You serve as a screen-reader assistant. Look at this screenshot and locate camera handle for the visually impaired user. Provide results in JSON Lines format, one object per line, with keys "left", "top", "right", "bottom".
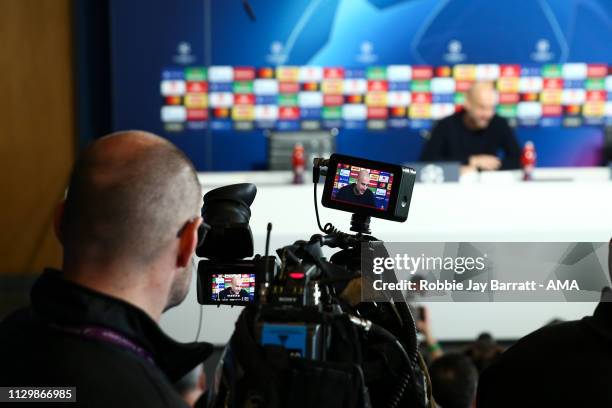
{"left": 350, "top": 213, "right": 371, "bottom": 234}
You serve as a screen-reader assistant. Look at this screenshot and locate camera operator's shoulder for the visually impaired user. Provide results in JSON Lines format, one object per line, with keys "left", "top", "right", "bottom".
{"left": 0, "top": 311, "right": 187, "bottom": 407}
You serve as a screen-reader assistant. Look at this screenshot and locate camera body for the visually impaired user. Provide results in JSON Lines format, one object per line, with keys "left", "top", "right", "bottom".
{"left": 196, "top": 155, "right": 427, "bottom": 407}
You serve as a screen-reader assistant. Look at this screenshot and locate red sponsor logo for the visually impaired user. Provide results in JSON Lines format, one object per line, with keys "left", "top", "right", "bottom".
{"left": 166, "top": 96, "right": 181, "bottom": 105}
{"left": 279, "top": 107, "right": 299, "bottom": 120}
{"left": 542, "top": 105, "right": 562, "bottom": 117}
{"left": 587, "top": 64, "right": 607, "bottom": 78}
{"left": 257, "top": 67, "right": 274, "bottom": 78}
{"left": 323, "top": 94, "right": 343, "bottom": 106}
{"left": 367, "top": 107, "right": 388, "bottom": 119}
{"left": 213, "top": 108, "right": 229, "bottom": 118}
{"left": 187, "top": 109, "right": 208, "bottom": 121}
{"left": 412, "top": 66, "right": 433, "bottom": 80}
{"left": 500, "top": 65, "right": 520, "bottom": 77}
{"left": 564, "top": 105, "right": 581, "bottom": 116}
{"left": 368, "top": 80, "right": 388, "bottom": 92}
{"left": 390, "top": 107, "right": 406, "bottom": 117}
{"left": 302, "top": 82, "right": 319, "bottom": 92}
{"left": 345, "top": 95, "right": 363, "bottom": 104}
{"left": 435, "top": 66, "right": 452, "bottom": 77}
{"left": 412, "top": 92, "right": 432, "bottom": 104}
{"left": 543, "top": 78, "right": 563, "bottom": 89}
{"left": 498, "top": 93, "right": 519, "bottom": 104}
{"left": 186, "top": 81, "right": 208, "bottom": 93}
{"left": 455, "top": 81, "right": 473, "bottom": 92}
{"left": 234, "top": 94, "right": 255, "bottom": 105}
{"left": 586, "top": 90, "right": 606, "bottom": 102}
{"left": 521, "top": 93, "right": 539, "bottom": 102}
{"left": 233, "top": 67, "right": 255, "bottom": 81}
{"left": 279, "top": 82, "right": 300, "bottom": 93}
{"left": 324, "top": 67, "right": 344, "bottom": 79}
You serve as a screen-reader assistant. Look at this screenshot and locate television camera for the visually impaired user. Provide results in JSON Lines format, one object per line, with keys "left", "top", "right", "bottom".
{"left": 196, "top": 154, "right": 429, "bottom": 408}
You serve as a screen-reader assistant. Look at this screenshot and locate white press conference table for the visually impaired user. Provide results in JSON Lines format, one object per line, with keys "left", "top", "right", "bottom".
{"left": 161, "top": 167, "right": 612, "bottom": 345}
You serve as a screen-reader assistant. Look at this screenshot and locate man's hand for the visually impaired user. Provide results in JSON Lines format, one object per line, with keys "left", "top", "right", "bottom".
{"left": 470, "top": 154, "right": 501, "bottom": 170}
{"left": 468, "top": 154, "right": 501, "bottom": 171}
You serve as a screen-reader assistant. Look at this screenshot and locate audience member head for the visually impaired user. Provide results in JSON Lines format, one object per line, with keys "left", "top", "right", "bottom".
{"left": 465, "top": 332, "right": 503, "bottom": 373}
{"left": 429, "top": 353, "right": 478, "bottom": 408}
{"left": 54, "top": 130, "right": 203, "bottom": 320}
{"left": 464, "top": 82, "right": 496, "bottom": 130}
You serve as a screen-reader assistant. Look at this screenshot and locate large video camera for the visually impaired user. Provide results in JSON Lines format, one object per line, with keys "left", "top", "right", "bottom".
{"left": 196, "top": 154, "right": 429, "bottom": 408}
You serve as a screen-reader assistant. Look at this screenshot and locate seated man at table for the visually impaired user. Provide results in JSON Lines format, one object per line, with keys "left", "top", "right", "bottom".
{"left": 335, "top": 169, "right": 376, "bottom": 207}
{"left": 420, "top": 82, "right": 521, "bottom": 174}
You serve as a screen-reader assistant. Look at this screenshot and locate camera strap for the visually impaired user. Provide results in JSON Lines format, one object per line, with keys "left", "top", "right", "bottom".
{"left": 47, "top": 323, "right": 156, "bottom": 366}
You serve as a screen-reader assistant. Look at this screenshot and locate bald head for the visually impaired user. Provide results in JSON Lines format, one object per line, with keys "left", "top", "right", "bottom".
{"left": 355, "top": 169, "right": 371, "bottom": 195}
{"left": 464, "top": 82, "right": 497, "bottom": 130}
{"left": 61, "top": 131, "right": 202, "bottom": 264}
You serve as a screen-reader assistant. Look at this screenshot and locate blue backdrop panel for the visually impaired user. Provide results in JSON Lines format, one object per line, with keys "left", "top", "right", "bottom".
{"left": 110, "top": 0, "right": 612, "bottom": 170}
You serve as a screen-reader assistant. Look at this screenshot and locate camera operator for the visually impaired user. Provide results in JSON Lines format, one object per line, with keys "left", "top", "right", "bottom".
{"left": 0, "top": 131, "right": 212, "bottom": 407}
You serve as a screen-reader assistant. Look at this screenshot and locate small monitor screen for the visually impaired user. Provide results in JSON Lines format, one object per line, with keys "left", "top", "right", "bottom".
{"left": 330, "top": 162, "right": 394, "bottom": 211}
{"left": 211, "top": 273, "right": 256, "bottom": 303}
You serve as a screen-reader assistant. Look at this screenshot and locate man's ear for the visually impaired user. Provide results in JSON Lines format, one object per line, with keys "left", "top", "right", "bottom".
{"left": 177, "top": 217, "right": 202, "bottom": 268}
{"left": 53, "top": 201, "right": 65, "bottom": 245}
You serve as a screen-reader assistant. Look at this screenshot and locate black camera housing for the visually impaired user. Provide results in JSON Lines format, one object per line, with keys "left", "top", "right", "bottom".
{"left": 321, "top": 153, "right": 416, "bottom": 222}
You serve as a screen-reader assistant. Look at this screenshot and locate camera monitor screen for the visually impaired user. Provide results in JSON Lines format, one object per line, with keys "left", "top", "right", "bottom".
{"left": 322, "top": 154, "right": 416, "bottom": 222}
{"left": 211, "top": 273, "right": 256, "bottom": 303}
{"left": 331, "top": 163, "right": 394, "bottom": 211}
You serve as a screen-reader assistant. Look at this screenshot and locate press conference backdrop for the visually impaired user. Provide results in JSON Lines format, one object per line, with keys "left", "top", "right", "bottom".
{"left": 110, "top": 0, "right": 612, "bottom": 170}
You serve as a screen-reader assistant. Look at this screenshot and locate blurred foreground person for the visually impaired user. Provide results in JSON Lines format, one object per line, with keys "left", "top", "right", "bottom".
{"left": 0, "top": 131, "right": 211, "bottom": 407}
{"left": 477, "top": 240, "right": 612, "bottom": 407}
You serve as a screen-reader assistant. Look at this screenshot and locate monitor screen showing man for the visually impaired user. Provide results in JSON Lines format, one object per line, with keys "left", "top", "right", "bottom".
{"left": 331, "top": 164, "right": 394, "bottom": 210}
{"left": 419, "top": 81, "right": 521, "bottom": 174}
{"left": 213, "top": 274, "right": 254, "bottom": 302}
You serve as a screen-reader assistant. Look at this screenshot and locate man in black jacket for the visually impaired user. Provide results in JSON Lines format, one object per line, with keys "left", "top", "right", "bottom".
{"left": 420, "top": 82, "right": 521, "bottom": 174}
{"left": 0, "top": 131, "right": 212, "bottom": 407}
{"left": 335, "top": 169, "right": 376, "bottom": 208}
{"left": 477, "top": 240, "right": 612, "bottom": 407}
